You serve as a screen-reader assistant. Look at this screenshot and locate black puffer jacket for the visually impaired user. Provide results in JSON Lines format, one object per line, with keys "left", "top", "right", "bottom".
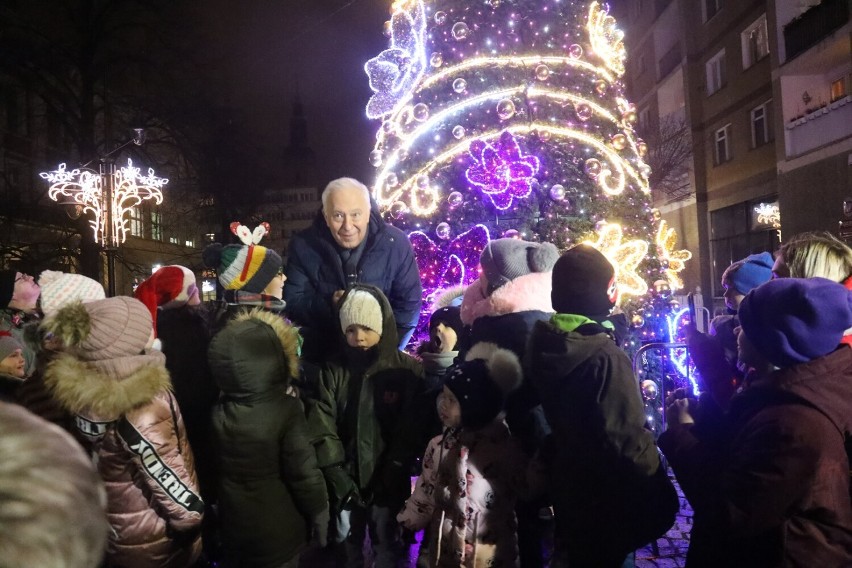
{"left": 209, "top": 309, "right": 328, "bottom": 567}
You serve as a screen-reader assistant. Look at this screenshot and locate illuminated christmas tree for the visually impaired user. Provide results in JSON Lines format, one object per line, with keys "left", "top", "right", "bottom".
{"left": 363, "top": 0, "right": 691, "bottom": 356}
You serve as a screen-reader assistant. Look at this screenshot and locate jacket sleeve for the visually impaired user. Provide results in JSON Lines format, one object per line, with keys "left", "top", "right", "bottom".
{"left": 284, "top": 233, "right": 334, "bottom": 328}
{"left": 279, "top": 398, "right": 329, "bottom": 519}
{"left": 397, "top": 435, "right": 441, "bottom": 532}
{"left": 387, "top": 234, "right": 423, "bottom": 347}
{"left": 305, "top": 363, "right": 346, "bottom": 469}
{"left": 119, "top": 395, "right": 204, "bottom": 533}
{"left": 592, "top": 348, "right": 661, "bottom": 478}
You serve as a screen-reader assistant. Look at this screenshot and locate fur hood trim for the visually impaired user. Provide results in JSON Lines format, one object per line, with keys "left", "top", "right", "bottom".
{"left": 45, "top": 353, "right": 171, "bottom": 418}
{"left": 428, "top": 285, "right": 467, "bottom": 313}
{"left": 229, "top": 308, "right": 300, "bottom": 380}
{"left": 460, "top": 272, "right": 553, "bottom": 325}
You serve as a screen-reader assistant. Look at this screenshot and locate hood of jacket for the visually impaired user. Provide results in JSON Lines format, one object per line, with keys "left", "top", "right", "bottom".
{"left": 460, "top": 272, "right": 553, "bottom": 325}
{"left": 528, "top": 317, "right": 617, "bottom": 375}
{"left": 208, "top": 308, "right": 300, "bottom": 399}
{"left": 45, "top": 351, "right": 170, "bottom": 420}
{"left": 744, "top": 346, "right": 852, "bottom": 438}
{"left": 337, "top": 283, "right": 401, "bottom": 356}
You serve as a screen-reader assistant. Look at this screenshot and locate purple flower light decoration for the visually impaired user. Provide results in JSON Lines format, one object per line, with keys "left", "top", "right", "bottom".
{"left": 465, "top": 130, "right": 541, "bottom": 210}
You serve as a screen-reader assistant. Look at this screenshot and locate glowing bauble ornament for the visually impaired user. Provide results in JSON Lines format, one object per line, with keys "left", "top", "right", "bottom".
{"left": 639, "top": 164, "right": 652, "bottom": 179}
{"left": 631, "top": 314, "right": 645, "bottom": 328}
{"left": 611, "top": 133, "right": 628, "bottom": 150}
{"left": 637, "top": 140, "right": 648, "bottom": 157}
{"left": 594, "top": 79, "right": 609, "bottom": 95}
{"left": 381, "top": 120, "right": 395, "bottom": 134}
{"left": 385, "top": 173, "right": 398, "bottom": 188}
{"left": 651, "top": 208, "right": 662, "bottom": 221}
{"left": 416, "top": 174, "right": 430, "bottom": 189}
{"left": 369, "top": 150, "right": 383, "bottom": 167}
{"left": 434, "top": 11, "right": 447, "bottom": 25}
{"left": 436, "top": 222, "right": 451, "bottom": 240}
{"left": 575, "top": 103, "right": 592, "bottom": 121}
{"left": 412, "top": 103, "right": 429, "bottom": 122}
{"left": 535, "top": 64, "right": 550, "bottom": 81}
{"left": 486, "top": 0, "right": 501, "bottom": 7}
{"left": 538, "top": 130, "right": 551, "bottom": 141}
{"left": 503, "top": 229, "right": 520, "bottom": 239}
{"left": 496, "top": 99, "right": 516, "bottom": 120}
{"left": 568, "top": 44, "right": 583, "bottom": 58}
{"left": 623, "top": 109, "right": 638, "bottom": 125}
{"left": 397, "top": 148, "right": 409, "bottom": 161}
{"left": 584, "top": 158, "right": 602, "bottom": 177}
{"left": 670, "top": 300, "right": 680, "bottom": 310}
{"left": 382, "top": 21, "right": 392, "bottom": 37}
{"left": 389, "top": 201, "right": 408, "bottom": 219}
{"left": 452, "top": 78, "right": 467, "bottom": 93}
{"left": 641, "top": 380, "right": 658, "bottom": 401}
{"left": 654, "top": 279, "right": 672, "bottom": 298}
{"left": 452, "top": 22, "right": 470, "bottom": 40}
{"left": 549, "top": 184, "right": 566, "bottom": 201}
{"left": 447, "top": 191, "right": 463, "bottom": 208}
{"left": 452, "top": 125, "right": 466, "bottom": 139}
{"left": 430, "top": 53, "right": 443, "bottom": 67}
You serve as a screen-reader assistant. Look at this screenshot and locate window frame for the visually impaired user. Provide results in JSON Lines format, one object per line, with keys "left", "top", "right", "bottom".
{"left": 750, "top": 100, "right": 773, "bottom": 148}
{"left": 703, "top": 0, "right": 722, "bottom": 22}
{"left": 741, "top": 14, "right": 769, "bottom": 70}
{"left": 714, "top": 123, "right": 732, "bottom": 165}
{"left": 706, "top": 49, "right": 726, "bottom": 95}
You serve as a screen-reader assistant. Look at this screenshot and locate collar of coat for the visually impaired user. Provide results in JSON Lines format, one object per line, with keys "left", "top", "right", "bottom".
{"left": 44, "top": 351, "right": 170, "bottom": 420}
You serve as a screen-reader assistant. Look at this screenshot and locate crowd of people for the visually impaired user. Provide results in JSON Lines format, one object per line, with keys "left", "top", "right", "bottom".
{"left": 0, "top": 176, "right": 850, "bottom": 568}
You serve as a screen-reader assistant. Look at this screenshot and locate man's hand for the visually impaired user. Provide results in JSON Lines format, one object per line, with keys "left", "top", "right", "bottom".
{"left": 665, "top": 398, "right": 695, "bottom": 428}
{"left": 332, "top": 290, "right": 346, "bottom": 305}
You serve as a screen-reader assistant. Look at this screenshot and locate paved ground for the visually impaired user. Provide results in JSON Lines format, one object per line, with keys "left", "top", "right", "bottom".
{"left": 300, "top": 472, "right": 692, "bottom": 567}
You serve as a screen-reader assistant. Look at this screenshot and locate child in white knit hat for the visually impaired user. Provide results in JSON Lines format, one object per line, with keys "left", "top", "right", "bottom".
{"left": 306, "top": 284, "right": 424, "bottom": 567}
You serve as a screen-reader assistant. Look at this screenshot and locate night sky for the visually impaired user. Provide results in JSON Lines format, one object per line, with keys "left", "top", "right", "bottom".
{"left": 197, "top": 0, "right": 392, "bottom": 187}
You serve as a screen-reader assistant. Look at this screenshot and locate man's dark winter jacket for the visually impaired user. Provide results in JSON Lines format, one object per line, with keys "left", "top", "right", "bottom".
{"left": 306, "top": 285, "right": 424, "bottom": 510}
{"left": 659, "top": 346, "right": 852, "bottom": 568}
{"left": 208, "top": 309, "right": 328, "bottom": 567}
{"left": 284, "top": 202, "right": 422, "bottom": 353}
{"left": 527, "top": 316, "right": 677, "bottom": 566}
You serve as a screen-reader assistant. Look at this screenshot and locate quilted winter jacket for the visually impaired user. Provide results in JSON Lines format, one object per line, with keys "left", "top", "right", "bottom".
{"left": 284, "top": 202, "right": 422, "bottom": 351}
{"left": 45, "top": 350, "right": 203, "bottom": 568}
{"left": 208, "top": 309, "right": 329, "bottom": 568}
{"left": 398, "top": 421, "right": 540, "bottom": 568}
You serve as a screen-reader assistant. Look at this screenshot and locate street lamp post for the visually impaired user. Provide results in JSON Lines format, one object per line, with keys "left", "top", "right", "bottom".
{"left": 40, "top": 137, "right": 168, "bottom": 296}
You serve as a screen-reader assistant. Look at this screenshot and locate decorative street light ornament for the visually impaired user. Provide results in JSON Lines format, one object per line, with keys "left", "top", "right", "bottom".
{"left": 40, "top": 159, "right": 168, "bottom": 247}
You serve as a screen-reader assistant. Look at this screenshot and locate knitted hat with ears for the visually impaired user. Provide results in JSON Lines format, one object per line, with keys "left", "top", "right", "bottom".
{"left": 444, "top": 342, "right": 522, "bottom": 430}
{"left": 133, "top": 265, "right": 198, "bottom": 335}
{"left": 202, "top": 222, "right": 282, "bottom": 294}
{"left": 479, "top": 238, "right": 560, "bottom": 293}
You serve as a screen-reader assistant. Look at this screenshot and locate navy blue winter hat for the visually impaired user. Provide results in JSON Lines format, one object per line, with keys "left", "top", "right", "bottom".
{"left": 739, "top": 277, "right": 852, "bottom": 368}
{"left": 429, "top": 306, "right": 463, "bottom": 338}
{"left": 727, "top": 252, "right": 774, "bottom": 296}
{"left": 445, "top": 344, "right": 522, "bottom": 430}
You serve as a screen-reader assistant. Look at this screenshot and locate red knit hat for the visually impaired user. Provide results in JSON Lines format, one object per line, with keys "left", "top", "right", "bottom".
{"left": 133, "top": 266, "right": 199, "bottom": 336}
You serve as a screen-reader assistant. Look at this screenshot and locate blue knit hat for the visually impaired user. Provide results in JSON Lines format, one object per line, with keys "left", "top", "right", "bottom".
{"left": 739, "top": 277, "right": 852, "bottom": 368}
{"left": 727, "top": 252, "right": 773, "bottom": 296}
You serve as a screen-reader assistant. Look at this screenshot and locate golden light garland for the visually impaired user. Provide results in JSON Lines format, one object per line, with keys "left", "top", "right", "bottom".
{"left": 656, "top": 219, "right": 692, "bottom": 291}
{"left": 584, "top": 222, "right": 649, "bottom": 299}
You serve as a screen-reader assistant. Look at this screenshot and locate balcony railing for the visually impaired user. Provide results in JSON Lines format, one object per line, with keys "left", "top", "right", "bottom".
{"left": 785, "top": 94, "right": 852, "bottom": 157}
{"left": 784, "top": 0, "right": 850, "bottom": 61}
{"left": 657, "top": 42, "right": 682, "bottom": 80}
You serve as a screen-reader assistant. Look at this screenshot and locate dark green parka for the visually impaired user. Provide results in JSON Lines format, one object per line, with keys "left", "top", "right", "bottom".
{"left": 209, "top": 309, "right": 328, "bottom": 567}
{"left": 307, "top": 284, "right": 424, "bottom": 508}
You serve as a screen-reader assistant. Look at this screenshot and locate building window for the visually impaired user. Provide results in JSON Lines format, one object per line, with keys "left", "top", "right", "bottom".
{"left": 830, "top": 74, "right": 850, "bottom": 102}
{"left": 714, "top": 124, "right": 732, "bottom": 164}
{"left": 129, "top": 207, "right": 144, "bottom": 237}
{"left": 750, "top": 100, "right": 773, "bottom": 147}
{"left": 741, "top": 14, "right": 769, "bottom": 69}
{"left": 150, "top": 211, "right": 162, "bottom": 241}
{"left": 185, "top": 239, "right": 194, "bottom": 248}
{"left": 710, "top": 198, "right": 781, "bottom": 298}
{"left": 205, "top": 233, "right": 216, "bottom": 242}
{"left": 703, "top": 0, "right": 721, "bottom": 22}
{"left": 169, "top": 236, "right": 179, "bottom": 244}
{"left": 706, "top": 49, "right": 726, "bottom": 95}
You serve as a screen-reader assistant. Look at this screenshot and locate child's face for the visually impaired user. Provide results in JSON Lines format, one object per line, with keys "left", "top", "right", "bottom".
{"left": 722, "top": 280, "right": 745, "bottom": 311}
{"left": 436, "top": 386, "right": 462, "bottom": 429}
{"left": 736, "top": 326, "right": 765, "bottom": 369}
{"left": 0, "top": 349, "right": 25, "bottom": 378}
{"left": 345, "top": 324, "right": 381, "bottom": 349}
{"left": 430, "top": 323, "right": 458, "bottom": 353}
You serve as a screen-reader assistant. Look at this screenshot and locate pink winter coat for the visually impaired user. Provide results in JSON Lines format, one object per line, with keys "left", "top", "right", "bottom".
{"left": 398, "top": 421, "right": 541, "bottom": 568}
{"left": 46, "top": 350, "right": 203, "bottom": 568}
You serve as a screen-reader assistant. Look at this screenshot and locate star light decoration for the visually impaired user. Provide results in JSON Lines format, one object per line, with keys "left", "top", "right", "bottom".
{"left": 40, "top": 160, "right": 167, "bottom": 247}
{"left": 364, "top": 0, "right": 427, "bottom": 119}
{"left": 656, "top": 220, "right": 692, "bottom": 291}
{"left": 584, "top": 222, "right": 649, "bottom": 300}
{"left": 465, "top": 130, "right": 540, "bottom": 210}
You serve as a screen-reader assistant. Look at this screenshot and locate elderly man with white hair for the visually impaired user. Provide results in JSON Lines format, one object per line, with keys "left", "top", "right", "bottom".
{"left": 285, "top": 177, "right": 422, "bottom": 358}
